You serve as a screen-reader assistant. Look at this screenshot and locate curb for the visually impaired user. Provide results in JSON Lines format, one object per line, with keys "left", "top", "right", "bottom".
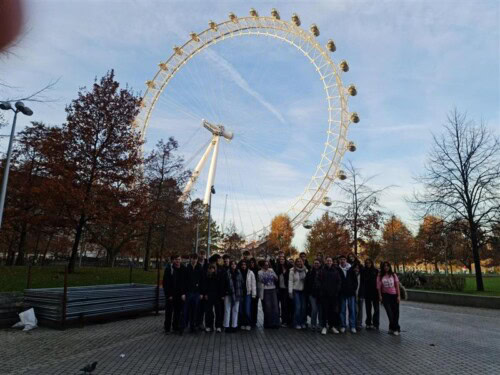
{"left": 406, "top": 289, "right": 500, "bottom": 309}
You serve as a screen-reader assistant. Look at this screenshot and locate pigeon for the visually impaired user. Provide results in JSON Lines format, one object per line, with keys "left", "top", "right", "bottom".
{"left": 80, "top": 361, "right": 97, "bottom": 374}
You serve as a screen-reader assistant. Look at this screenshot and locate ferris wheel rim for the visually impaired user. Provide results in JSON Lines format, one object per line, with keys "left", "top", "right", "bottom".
{"left": 135, "top": 12, "right": 356, "bottom": 240}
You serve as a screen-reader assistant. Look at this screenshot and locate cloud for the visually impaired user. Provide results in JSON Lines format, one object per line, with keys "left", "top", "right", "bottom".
{"left": 202, "top": 49, "right": 286, "bottom": 124}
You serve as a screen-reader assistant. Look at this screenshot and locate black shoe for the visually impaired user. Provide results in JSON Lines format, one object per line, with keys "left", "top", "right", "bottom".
{"left": 164, "top": 330, "right": 171, "bottom": 335}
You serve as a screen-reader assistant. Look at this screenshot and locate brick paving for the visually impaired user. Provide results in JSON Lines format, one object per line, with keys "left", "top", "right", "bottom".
{"left": 1, "top": 301, "right": 500, "bottom": 375}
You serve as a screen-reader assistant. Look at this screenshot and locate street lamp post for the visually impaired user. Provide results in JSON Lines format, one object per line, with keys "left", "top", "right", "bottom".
{"left": 0, "top": 101, "right": 33, "bottom": 230}
{"left": 207, "top": 185, "right": 215, "bottom": 258}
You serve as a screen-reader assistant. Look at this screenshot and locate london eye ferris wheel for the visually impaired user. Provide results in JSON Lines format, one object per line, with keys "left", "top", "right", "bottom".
{"left": 135, "top": 8, "right": 360, "bottom": 244}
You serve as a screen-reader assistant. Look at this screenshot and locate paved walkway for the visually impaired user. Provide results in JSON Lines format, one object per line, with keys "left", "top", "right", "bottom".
{"left": 2, "top": 301, "right": 500, "bottom": 375}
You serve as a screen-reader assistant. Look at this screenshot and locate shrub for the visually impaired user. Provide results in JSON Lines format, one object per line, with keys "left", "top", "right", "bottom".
{"left": 399, "top": 271, "right": 465, "bottom": 292}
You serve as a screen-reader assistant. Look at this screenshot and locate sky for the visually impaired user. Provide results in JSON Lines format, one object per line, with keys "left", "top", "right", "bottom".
{"left": 1, "top": 0, "right": 499, "bottom": 249}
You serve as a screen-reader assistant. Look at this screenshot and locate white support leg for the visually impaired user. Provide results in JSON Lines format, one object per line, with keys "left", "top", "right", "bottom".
{"left": 179, "top": 138, "right": 215, "bottom": 202}
{"left": 203, "top": 136, "right": 220, "bottom": 204}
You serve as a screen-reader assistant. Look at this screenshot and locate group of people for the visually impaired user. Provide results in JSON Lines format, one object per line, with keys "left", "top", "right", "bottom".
{"left": 162, "top": 250, "right": 402, "bottom": 336}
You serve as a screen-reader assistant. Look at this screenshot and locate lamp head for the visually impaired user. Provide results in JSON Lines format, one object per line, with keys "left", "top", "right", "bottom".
{"left": 15, "top": 101, "right": 25, "bottom": 111}
{"left": 21, "top": 106, "right": 33, "bottom": 116}
{"left": 211, "top": 186, "right": 216, "bottom": 194}
{"left": 0, "top": 102, "right": 12, "bottom": 110}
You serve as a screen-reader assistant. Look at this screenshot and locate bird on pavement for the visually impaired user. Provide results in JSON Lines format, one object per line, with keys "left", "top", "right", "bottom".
{"left": 80, "top": 361, "right": 97, "bottom": 374}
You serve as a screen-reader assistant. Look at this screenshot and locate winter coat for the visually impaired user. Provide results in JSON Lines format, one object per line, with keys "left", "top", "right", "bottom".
{"left": 185, "top": 263, "right": 203, "bottom": 294}
{"left": 339, "top": 267, "right": 359, "bottom": 297}
{"left": 319, "top": 265, "right": 341, "bottom": 298}
{"left": 305, "top": 267, "right": 322, "bottom": 299}
{"left": 355, "top": 271, "right": 365, "bottom": 299}
{"left": 362, "top": 267, "right": 379, "bottom": 300}
{"left": 244, "top": 269, "right": 257, "bottom": 298}
{"left": 163, "top": 264, "right": 186, "bottom": 298}
{"left": 225, "top": 269, "right": 244, "bottom": 303}
{"left": 201, "top": 272, "right": 221, "bottom": 301}
{"left": 274, "top": 262, "right": 291, "bottom": 289}
{"left": 288, "top": 266, "right": 307, "bottom": 295}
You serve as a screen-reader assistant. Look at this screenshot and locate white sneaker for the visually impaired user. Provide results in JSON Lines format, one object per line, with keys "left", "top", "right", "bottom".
{"left": 350, "top": 328, "right": 357, "bottom": 334}
{"left": 216, "top": 328, "right": 222, "bottom": 333}
{"left": 246, "top": 326, "right": 251, "bottom": 331}
{"left": 331, "top": 327, "right": 339, "bottom": 334}
{"left": 394, "top": 331, "right": 400, "bottom": 336}
{"left": 321, "top": 327, "right": 327, "bottom": 335}
{"left": 340, "top": 327, "right": 346, "bottom": 333}
{"left": 205, "top": 328, "right": 212, "bottom": 333}
{"left": 296, "top": 326, "right": 302, "bottom": 330}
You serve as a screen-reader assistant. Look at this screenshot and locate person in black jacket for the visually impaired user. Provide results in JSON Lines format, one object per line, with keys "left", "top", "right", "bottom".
{"left": 363, "top": 258, "right": 380, "bottom": 330}
{"left": 184, "top": 253, "right": 203, "bottom": 333}
{"left": 163, "top": 254, "right": 186, "bottom": 335}
{"left": 339, "top": 255, "right": 358, "bottom": 334}
{"left": 319, "top": 256, "right": 341, "bottom": 335}
{"left": 305, "top": 259, "right": 323, "bottom": 331}
{"left": 196, "top": 250, "right": 209, "bottom": 329}
{"left": 202, "top": 264, "right": 221, "bottom": 332}
{"left": 274, "top": 254, "right": 292, "bottom": 327}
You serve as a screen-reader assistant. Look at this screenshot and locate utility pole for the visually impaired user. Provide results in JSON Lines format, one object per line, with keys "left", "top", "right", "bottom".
{"left": 0, "top": 101, "right": 33, "bottom": 230}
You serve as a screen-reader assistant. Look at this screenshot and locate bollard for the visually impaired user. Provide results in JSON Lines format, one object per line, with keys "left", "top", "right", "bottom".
{"left": 26, "top": 264, "right": 32, "bottom": 289}
{"left": 61, "top": 266, "right": 68, "bottom": 330}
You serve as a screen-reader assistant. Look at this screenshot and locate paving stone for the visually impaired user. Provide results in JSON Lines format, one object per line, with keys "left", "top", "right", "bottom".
{"left": 1, "top": 301, "right": 499, "bottom": 374}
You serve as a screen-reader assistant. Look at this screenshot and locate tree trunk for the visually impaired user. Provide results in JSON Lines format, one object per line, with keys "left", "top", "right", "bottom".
{"left": 470, "top": 229, "right": 484, "bottom": 291}
{"left": 6, "top": 234, "right": 17, "bottom": 266}
{"left": 41, "top": 233, "right": 54, "bottom": 265}
{"left": 434, "top": 262, "right": 440, "bottom": 273}
{"left": 143, "top": 223, "right": 154, "bottom": 271}
{"left": 15, "top": 222, "right": 28, "bottom": 266}
{"left": 68, "top": 214, "right": 85, "bottom": 273}
{"left": 33, "top": 230, "right": 42, "bottom": 263}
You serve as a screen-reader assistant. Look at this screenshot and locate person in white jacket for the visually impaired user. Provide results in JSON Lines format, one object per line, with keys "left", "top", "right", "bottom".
{"left": 288, "top": 258, "right": 308, "bottom": 329}
{"left": 239, "top": 260, "right": 257, "bottom": 331}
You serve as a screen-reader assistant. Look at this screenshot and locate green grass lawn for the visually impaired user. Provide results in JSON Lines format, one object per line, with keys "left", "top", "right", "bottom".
{"left": 0, "top": 266, "right": 159, "bottom": 293}
{"left": 462, "top": 275, "right": 500, "bottom": 297}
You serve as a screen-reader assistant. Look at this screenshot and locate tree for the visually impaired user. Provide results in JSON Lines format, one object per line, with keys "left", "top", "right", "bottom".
{"left": 86, "top": 183, "right": 145, "bottom": 266}
{"left": 381, "top": 215, "right": 414, "bottom": 272}
{"left": 180, "top": 198, "right": 222, "bottom": 256}
{"left": 362, "top": 239, "right": 382, "bottom": 263}
{"left": 44, "top": 70, "right": 143, "bottom": 273}
{"left": 336, "top": 161, "right": 387, "bottom": 255}
{"left": 415, "top": 216, "right": 446, "bottom": 272}
{"left": 220, "top": 222, "right": 245, "bottom": 259}
{"left": 267, "top": 214, "right": 295, "bottom": 257}
{"left": 142, "top": 138, "right": 186, "bottom": 270}
{"left": 2, "top": 122, "right": 54, "bottom": 265}
{"left": 305, "top": 212, "right": 351, "bottom": 259}
{"left": 411, "top": 109, "right": 500, "bottom": 290}
{"left": 485, "top": 223, "right": 500, "bottom": 268}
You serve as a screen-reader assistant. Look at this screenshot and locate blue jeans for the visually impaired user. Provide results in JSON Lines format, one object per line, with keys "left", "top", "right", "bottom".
{"left": 239, "top": 295, "right": 252, "bottom": 326}
{"left": 309, "top": 295, "right": 322, "bottom": 328}
{"left": 293, "top": 290, "right": 306, "bottom": 327}
{"left": 340, "top": 295, "right": 356, "bottom": 329}
{"left": 184, "top": 292, "right": 200, "bottom": 330}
